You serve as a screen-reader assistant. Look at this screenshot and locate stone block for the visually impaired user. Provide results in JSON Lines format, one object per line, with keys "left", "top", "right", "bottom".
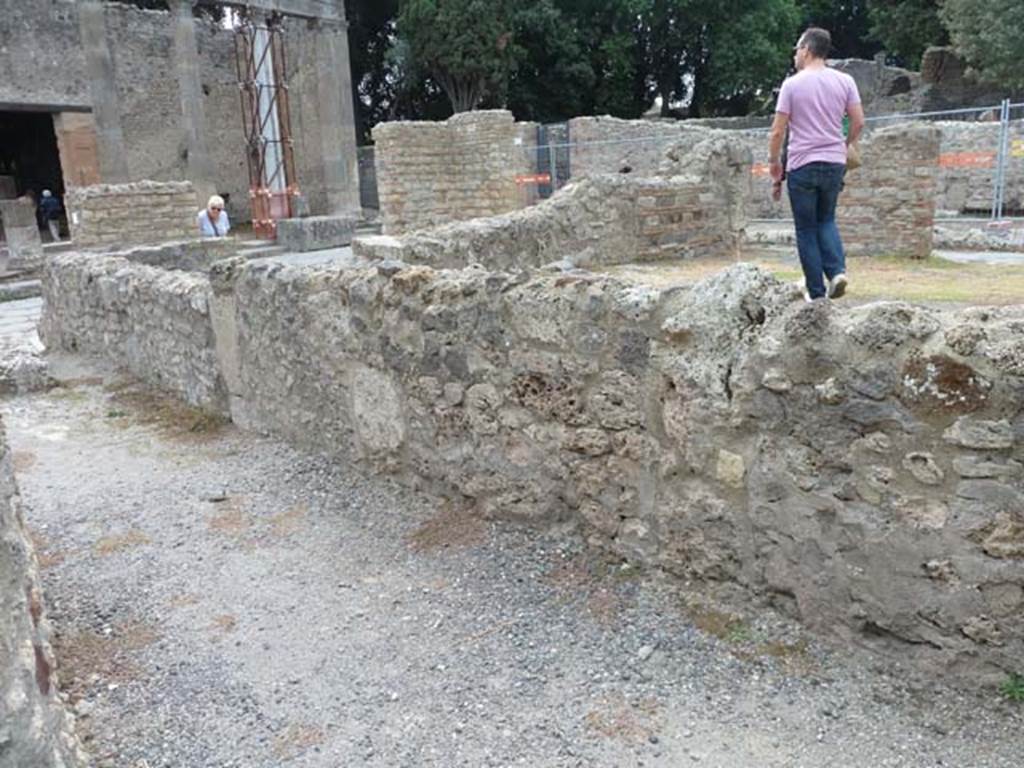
{"left": 276, "top": 215, "right": 357, "bottom": 252}
{"left": 0, "top": 197, "right": 38, "bottom": 229}
{"left": 0, "top": 175, "right": 17, "bottom": 199}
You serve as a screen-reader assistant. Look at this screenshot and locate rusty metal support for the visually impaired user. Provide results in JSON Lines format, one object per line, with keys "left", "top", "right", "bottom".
{"left": 234, "top": 13, "right": 299, "bottom": 238}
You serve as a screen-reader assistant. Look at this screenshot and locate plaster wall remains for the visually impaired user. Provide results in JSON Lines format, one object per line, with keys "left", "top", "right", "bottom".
{"left": 354, "top": 135, "right": 750, "bottom": 269}
{"left": 41, "top": 250, "right": 1024, "bottom": 682}
{"left": 372, "top": 111, "right": 537, "bottom": 235}
{"left": 65, "top": 181, "right": 198, "bottom": 248}
{"left": 0, "top": 419, "right": 87, "bottom": 768}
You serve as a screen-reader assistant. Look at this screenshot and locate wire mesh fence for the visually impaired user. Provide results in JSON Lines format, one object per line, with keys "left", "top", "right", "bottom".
{"left": 358, "top": 100, "right": 1024, "bottom": 228}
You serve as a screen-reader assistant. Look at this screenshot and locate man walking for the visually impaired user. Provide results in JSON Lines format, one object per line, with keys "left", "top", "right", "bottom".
{"left": 38, "top": 190, "right": 63, "bottom": 242}
{"left": 769, "top": 27, "right": 864, "bottom": 300}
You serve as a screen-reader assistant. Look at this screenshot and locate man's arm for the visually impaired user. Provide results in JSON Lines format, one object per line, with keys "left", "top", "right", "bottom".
{"left": 768, "top": 111, "right": 789, "bottom": 182}
{"left": 846, "top": 102, "right": 865, "bottom": 144}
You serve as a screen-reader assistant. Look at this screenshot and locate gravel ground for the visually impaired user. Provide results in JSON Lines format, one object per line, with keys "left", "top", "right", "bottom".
{"left": 4, "top": 364, "right": 1022, "bottom": 768}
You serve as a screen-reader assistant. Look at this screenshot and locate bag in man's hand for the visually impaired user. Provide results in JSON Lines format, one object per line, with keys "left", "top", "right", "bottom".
{"left": 846, "top": 142, "right": 862, "bottom": 171}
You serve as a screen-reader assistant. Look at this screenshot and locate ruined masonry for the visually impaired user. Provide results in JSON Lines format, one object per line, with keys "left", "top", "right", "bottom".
{"left": 41, "top": 240, "right": 1024, "bottom": 683}
{"left": 0, "top": 421, "right": 88, "bottom": 767}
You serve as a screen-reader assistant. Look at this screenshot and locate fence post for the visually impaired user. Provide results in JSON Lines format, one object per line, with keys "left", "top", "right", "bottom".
{"left": 992, "top": 98, "right": 1011, "bottom": 221}
{"left": 548, "top": 141, "right": 558, "bottom": 192}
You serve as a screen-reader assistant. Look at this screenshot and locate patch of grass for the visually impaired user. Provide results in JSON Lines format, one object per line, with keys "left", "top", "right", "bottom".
{"left": 167, "top": 593, "right": 201, "bottom": 609}
{"left": 207, "top": 499, "right": 250, "bottom": 537}
{"left": 584, "top": 693, "right": 661, "bottom": 743}
{"left": 104, "top": 381, "right": 229, "bottom": 441}
{"left": 268, "top": 503, "right": 307, "bottom": 539}
{"left": 29, "top": 529, "right": 68, "bottom": 569}
{"left": 1000, "top": 673, "right": 1024, "bottom": 703}
{"left": 272, "top": 724, "right": 326, "bottom": 761}
{"left": 13, "top": 450, "right": 37, "bottom": 472}
{"left": 685, "top": 602, "right": 749, "bottom": 643}
{"left": 603, "top": 253, "right": 1024, "bottom": 305}
{"left": 53, "top": 621, "right": 160, "bottom": 703}
{"left": 210, "top": 614, "right": 238, "bottom": 633}
{"left": 48, "top": 387, "right": 90, "bottom": 403}
{"left": 682, "top": 598, "right": 816, "bottom": 674}
{"left": 407, "top": 501, "right": 487, "bottom": 553}
{"left": 94, "top": 529, "right": 151, "bottom": 556}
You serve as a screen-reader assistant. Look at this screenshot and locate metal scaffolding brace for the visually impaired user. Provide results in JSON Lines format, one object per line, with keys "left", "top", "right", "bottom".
{"left": 234, "top": 14, "right": 299, "bottom": 237}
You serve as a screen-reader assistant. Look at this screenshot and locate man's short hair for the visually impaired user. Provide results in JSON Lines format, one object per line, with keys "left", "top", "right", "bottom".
{"left": 799, "top": 27, "right": 831, "bottom": 59}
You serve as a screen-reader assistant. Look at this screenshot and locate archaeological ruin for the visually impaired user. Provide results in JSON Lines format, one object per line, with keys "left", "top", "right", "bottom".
{"left": 2, "top": 5, "right": 1024, "bottom": 764}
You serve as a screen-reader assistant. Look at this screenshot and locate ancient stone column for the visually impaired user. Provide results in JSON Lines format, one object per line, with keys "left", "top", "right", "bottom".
{"left": 77, "top": 1, "right": 130, "bottom": 182}
{"left": 169, "top": 0, "right": 217, "bottom": 206}
{"left": 0, "top": 198, "right": 44, "bottom": 273}
{"left": 313, "top": 16, "right": 362, "bottom": 216}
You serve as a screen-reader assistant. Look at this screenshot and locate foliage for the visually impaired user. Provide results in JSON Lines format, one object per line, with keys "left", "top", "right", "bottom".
{"left": 867, "top": 0, "right": 947, "bottom": 69}
{"left": 397, "top": 0, "right": 518, "bottom": 113}
{"left": 796, "top": 0, "right": 880, "bottom": 59}
{"left": 696, "top": 0, "right": 801, "bottom": 116}
{"left": 940, "top": 0, "right": 1024, "bottom": 92}
{"left": 506, "top": 0, "right": 597, "bottom": 122}
{"left": 1000, "top": 673, "right": 1024, "bottom": 703}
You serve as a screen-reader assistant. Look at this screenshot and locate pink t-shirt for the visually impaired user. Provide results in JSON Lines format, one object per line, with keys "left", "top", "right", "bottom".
{"left": 776, "top": 67, "right": 861, "bottom": 172}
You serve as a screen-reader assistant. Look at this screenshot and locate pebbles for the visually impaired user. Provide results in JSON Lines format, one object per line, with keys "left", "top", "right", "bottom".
{"left": 4, "top": 377, "right": 1022, "bottom": 767}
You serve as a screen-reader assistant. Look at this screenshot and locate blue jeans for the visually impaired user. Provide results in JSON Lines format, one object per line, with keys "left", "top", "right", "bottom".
{"left": 787, "top": 162, "right": 846, "bottom": 299}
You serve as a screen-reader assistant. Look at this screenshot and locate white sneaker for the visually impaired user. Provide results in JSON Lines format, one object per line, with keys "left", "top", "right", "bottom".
{"left": 828, "top": 273, "right": 848, "bottom": 299}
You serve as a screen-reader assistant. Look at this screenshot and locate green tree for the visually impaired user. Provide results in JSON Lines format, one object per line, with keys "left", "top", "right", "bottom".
{"left": 868, "top": 0, "right": 947, "bottom": 69}
{"left": 347, "top": 0, "right": 399, "bottom": 142}
{"left": 396, "top": 0, "right": 518, "bottom": 113}
{"left": 940, "top": 0, "right": 1024, "bottom": 91}
{"left": 797, "top": 0, "right": 880, "bottom": 59}
{"left": 506, "top": 0, "right": 597, "bottom": 123}
{"left": 638, "top": 0, "right": 800, "bottom": 118}
{"left": 553, "top": 0, "right": 649, "bottom": 118}
{"left": 697, "top": 0, "right": 801, "bottom": 115}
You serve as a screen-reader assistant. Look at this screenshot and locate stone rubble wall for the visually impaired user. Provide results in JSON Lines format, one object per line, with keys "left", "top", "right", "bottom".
{"left": 206, "top": 259, "right": 1023, "bottom": 681}
{"left": 65, "top": 181, "right": 198, "bottom": 249}
{"left": 569, "top": 114, "right": 1017, "bottom": 220}
{"left": 569, "top": 118, "right": 938, "bottom": 257}
{"left": 353, "top": 135, "right": 750, "bottom": 269}
{"left": 40, "top": 252, "right": 226, "bottom": 412}
{"left": 41, "top": 251, "right": 1024, "bottom": 681}
{"left": 372, "top": 111, "right": 536, "bottom": 235}
{"left": 0, "top": 418, "right": 87, "bottom": 767}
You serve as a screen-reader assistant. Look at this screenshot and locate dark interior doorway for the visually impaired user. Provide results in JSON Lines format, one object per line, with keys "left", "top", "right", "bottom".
{"left": 0, "top": 111, "right": 66, "bottom": 200}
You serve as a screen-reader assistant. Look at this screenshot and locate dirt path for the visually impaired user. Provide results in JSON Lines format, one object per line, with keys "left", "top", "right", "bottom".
{"left": 4, "top": 365, "right": 1021, "bottom": 768}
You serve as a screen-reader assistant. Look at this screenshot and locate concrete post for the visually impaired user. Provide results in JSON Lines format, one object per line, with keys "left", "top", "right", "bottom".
{"left": 313, "top": 17, "right": 362, "bottom": 216}
{"left": 77, "top": 1, "right": 130, "bottom": 182}
{"left": 169, "top": 0, "right": 218, "bottom": 206}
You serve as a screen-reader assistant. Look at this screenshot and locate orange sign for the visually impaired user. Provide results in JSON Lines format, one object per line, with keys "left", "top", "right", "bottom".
{"left": 939, "top": 151, "right": 996, "bottom": 168}
{"left": 515, "top": 173, "right": 552, "bottom": 185}
{"left": 751, "top": 163, "right": 771, "bottom": 177}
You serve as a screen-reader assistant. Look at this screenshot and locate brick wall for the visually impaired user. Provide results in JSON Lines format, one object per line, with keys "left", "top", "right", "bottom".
{"left": 66, "top": 180, "right": 198, "bottom": 248}
{"left": 373, "top": 110, "right": 536, "bottom": 235}
{"left": 839, "top": 123, "right": 939, "bottom": 258}
{"left": 355, "top": 135, "right": 749, "bottom": 269}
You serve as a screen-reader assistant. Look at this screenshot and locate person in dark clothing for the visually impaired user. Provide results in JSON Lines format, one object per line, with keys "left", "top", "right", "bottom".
{"left": 38, "top": 190, "right": 62, "bottom": 241}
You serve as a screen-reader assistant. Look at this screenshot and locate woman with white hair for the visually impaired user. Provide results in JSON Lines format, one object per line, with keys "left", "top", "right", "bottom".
{"left": 197, "top": 195, "right": 231, "bottom": 237}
